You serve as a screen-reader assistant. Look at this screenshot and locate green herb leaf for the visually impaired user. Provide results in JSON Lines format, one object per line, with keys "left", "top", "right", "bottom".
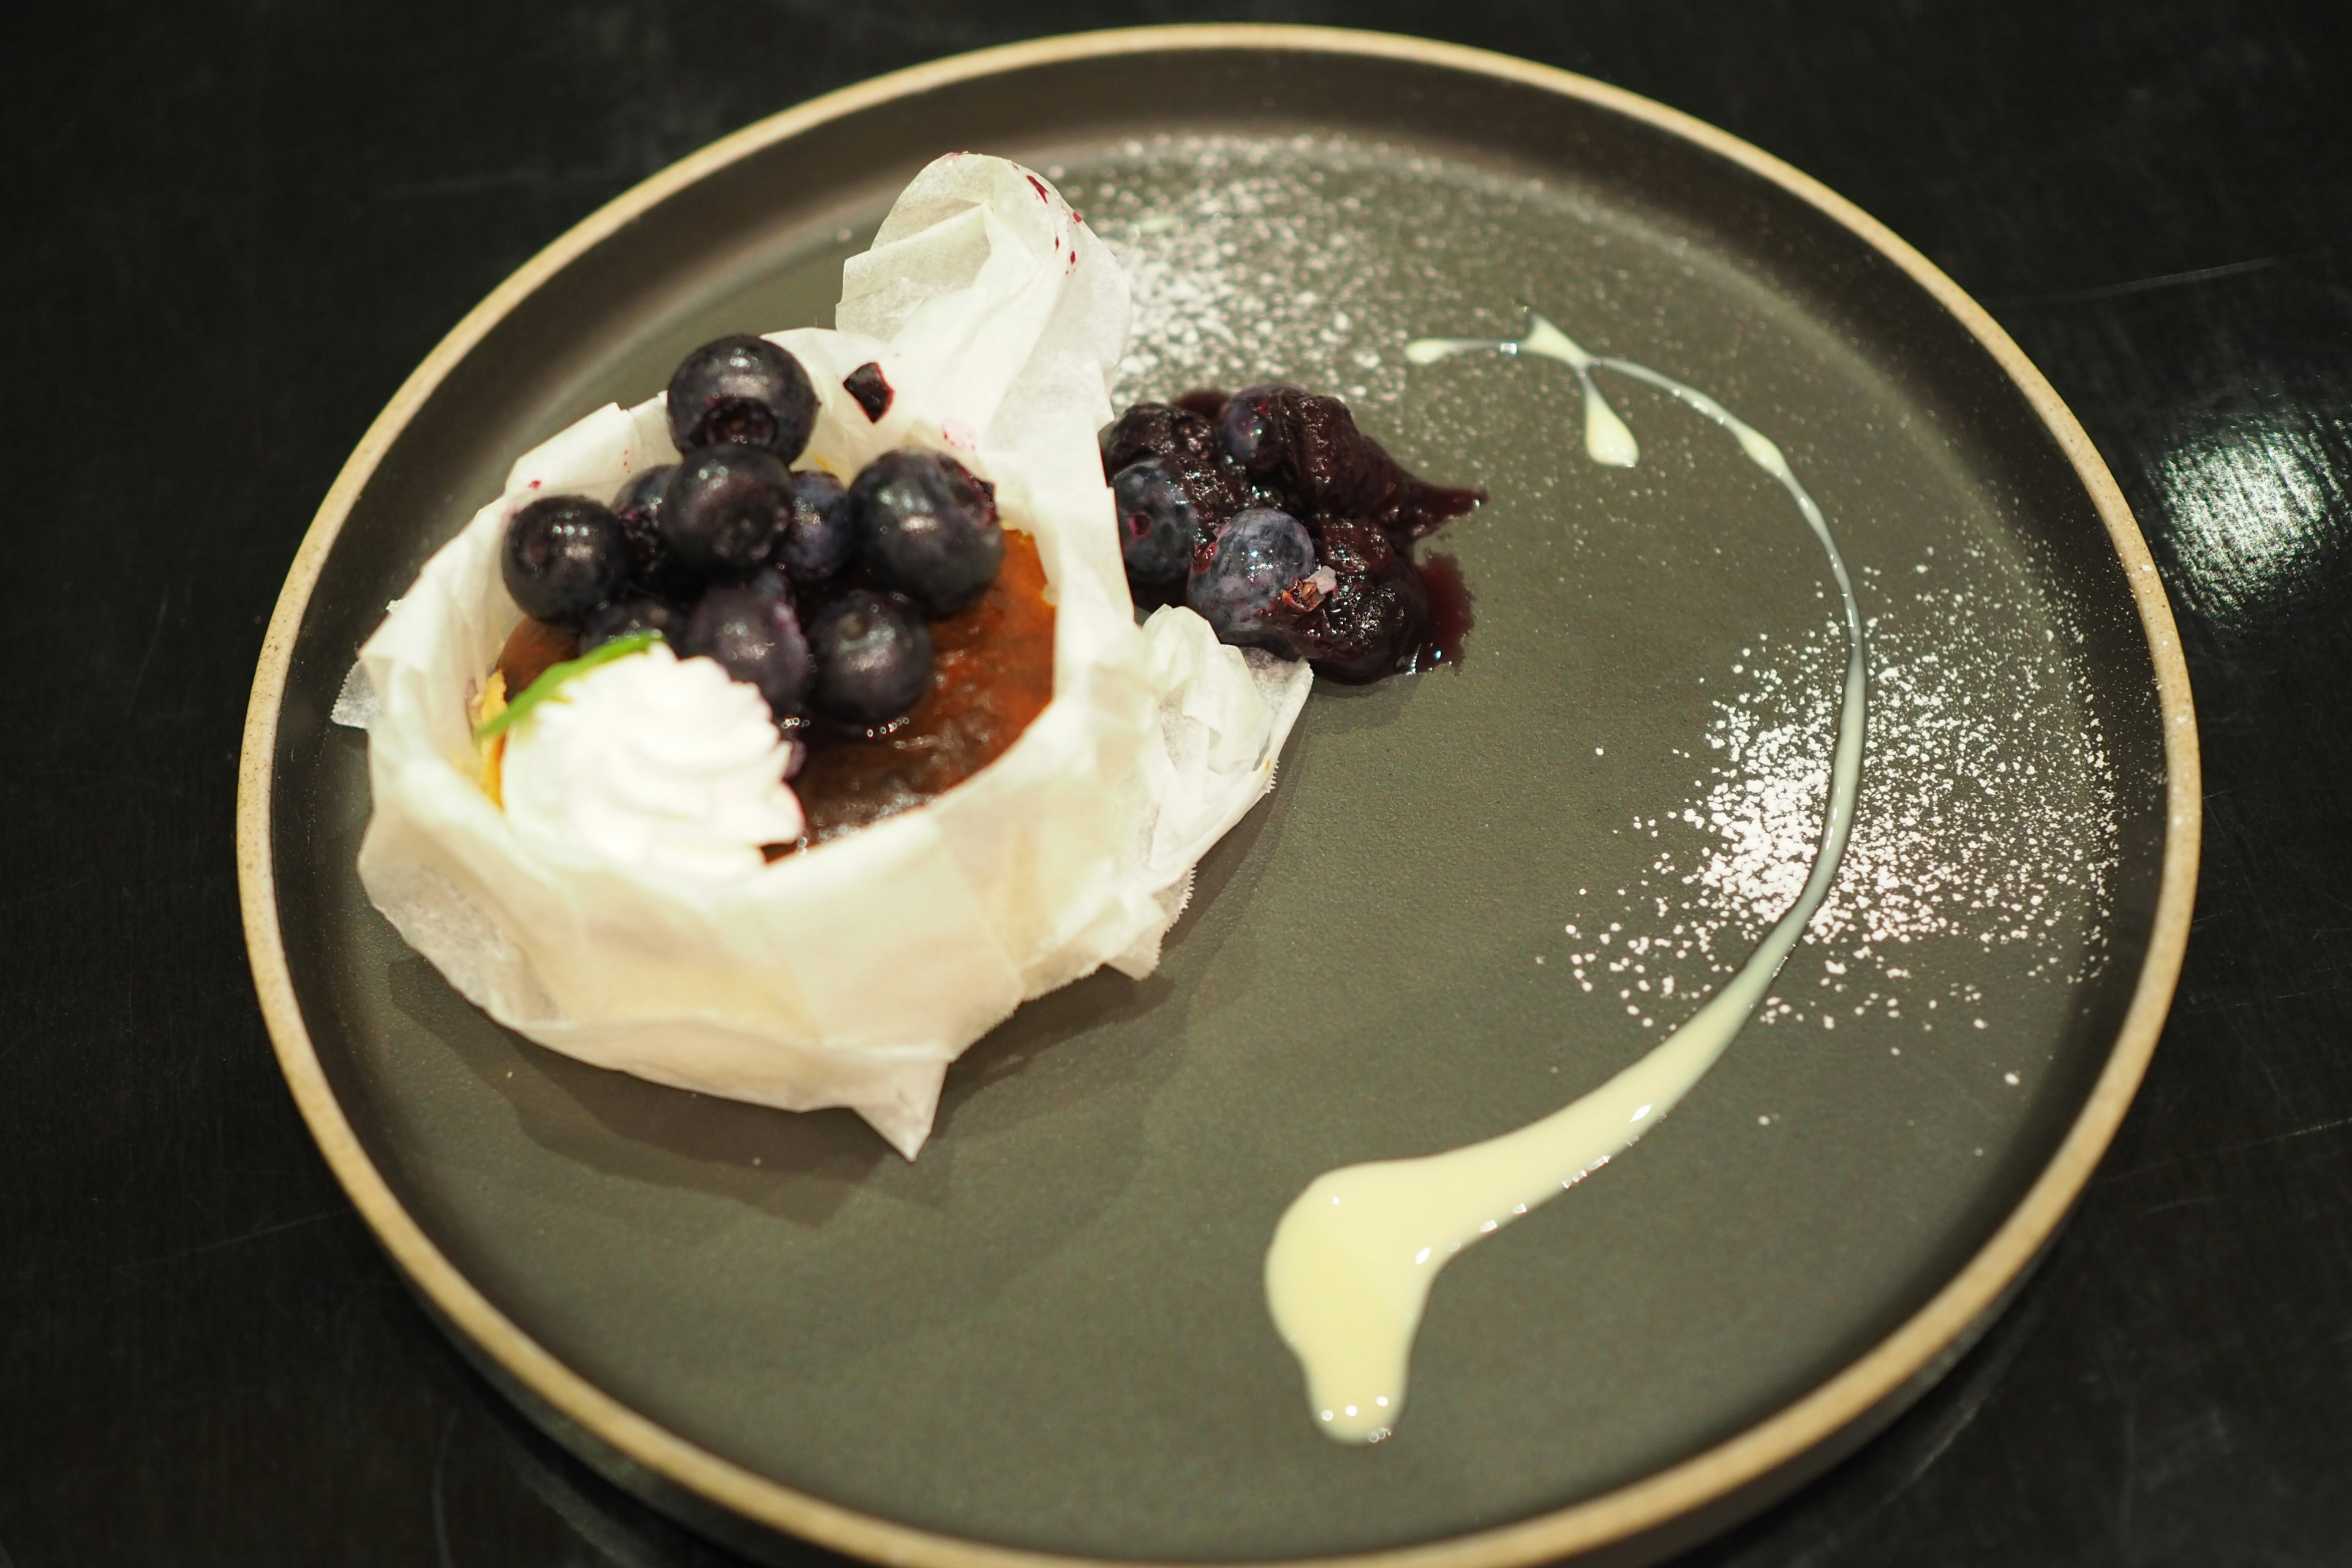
{"left": 473, "top": 630, "right": 661, "bottom": 744}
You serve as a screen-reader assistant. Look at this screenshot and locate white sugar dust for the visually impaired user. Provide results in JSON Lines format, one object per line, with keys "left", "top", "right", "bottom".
{"left": 1066, "top": 131, "right": 2124, "bottom": 1042}
{"left": 1064, "top": 134, "right": 1521, "bottom": 408}
{"left": 1562, "top": 548, "right": 2121, "bottom": 1033}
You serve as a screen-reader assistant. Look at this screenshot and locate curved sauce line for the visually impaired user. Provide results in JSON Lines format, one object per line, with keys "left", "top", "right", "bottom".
{"left": 1264, "top": 312, "right": 1868, "bottom": 1443}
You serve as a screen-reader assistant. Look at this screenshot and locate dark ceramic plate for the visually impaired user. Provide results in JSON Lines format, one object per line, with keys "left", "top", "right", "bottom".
{"left": 238, "top": 26, "right": 2197, "bottom": 1568}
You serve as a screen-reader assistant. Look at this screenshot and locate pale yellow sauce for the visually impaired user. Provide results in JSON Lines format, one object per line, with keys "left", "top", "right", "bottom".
{"left": 1267, "top": 314, "right": 1868, "bottom": 1442}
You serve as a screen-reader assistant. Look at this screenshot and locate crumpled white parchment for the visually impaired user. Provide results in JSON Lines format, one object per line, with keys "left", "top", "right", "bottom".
{"left": 351, "top": 154, "right": 1312, "bottom": 1156}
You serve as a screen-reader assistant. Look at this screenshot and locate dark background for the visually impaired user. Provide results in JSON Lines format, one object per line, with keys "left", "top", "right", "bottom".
{"left": 4, "top": 1, "right": 2348, "bottom": 1563}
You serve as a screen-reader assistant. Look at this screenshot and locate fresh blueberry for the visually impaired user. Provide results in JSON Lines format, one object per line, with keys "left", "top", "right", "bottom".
{"left": 1185, "top": 506, "right": 1315, "bottom": 654}
{"left": 579, "top": 595, "right": 684, "bottom": 652}
{"left": 611, "top": 464, "right": 681, "bottom": 594}
{"left": 682, "top": 580, "right": 813, "bottom": 717}
{"left": 660, "top": 444, "right": 791, "bottom": 579}
{"left": 666, "top": 335, "right": 818, "bottom": 462}
{"left": 1110, "top": 459, "right": 1194, "bottom": 584}
{"left": 1216, "top": 384, "right": 1291, "bottom": 477}
{"left": 846, "top": 449, "right": 1004, "bottom": 616}
{"left": 807, "top": 589, "right": 933, "bottom": 726}
{"left": 776, "top": 469, "right": 854, "bottom": 586}
{"left": 503, "top": 496, "right": 627, "bottom": 624}
{"left": 614, "top": 464, "right": 670, "bottom": 524}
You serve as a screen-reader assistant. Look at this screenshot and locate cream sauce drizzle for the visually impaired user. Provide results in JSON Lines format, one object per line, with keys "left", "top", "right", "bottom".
{"left": 1266, "top": 312, "right": 1868, "bottom": 1443}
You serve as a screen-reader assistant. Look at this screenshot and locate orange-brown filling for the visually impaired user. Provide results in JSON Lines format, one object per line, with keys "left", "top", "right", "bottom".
{"left": 494, "top": 616, "right": 581, "bottom": 692}
{"left": 788, "top": 530, "right": 1055, "bottom": 846}
{"left": 489, "top": 530, "right": 1057, "bottom": 852}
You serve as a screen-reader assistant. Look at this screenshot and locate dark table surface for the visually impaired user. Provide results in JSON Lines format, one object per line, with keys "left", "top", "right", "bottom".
{"left": 6, "top": 2, "right": 2348, "bottom": 1563}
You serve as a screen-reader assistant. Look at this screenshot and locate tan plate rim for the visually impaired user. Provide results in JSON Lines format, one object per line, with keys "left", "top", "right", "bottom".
{"left": 236, "top": 23, "right": 2201, "bottom": 1568}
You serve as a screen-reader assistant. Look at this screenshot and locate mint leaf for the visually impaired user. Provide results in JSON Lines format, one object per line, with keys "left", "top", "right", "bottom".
{"left": 473, "top": 630, "right": 661, "bottom": 744}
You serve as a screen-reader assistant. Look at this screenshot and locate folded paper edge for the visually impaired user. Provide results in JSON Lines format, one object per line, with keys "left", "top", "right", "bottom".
{"left": 347, "top": 153, "right": 1317, "bottom": 1159}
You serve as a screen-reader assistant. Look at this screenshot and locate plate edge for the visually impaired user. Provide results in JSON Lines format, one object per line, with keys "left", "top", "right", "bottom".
{"left": 233, "top": 22, "right": 2203, "bottom": 1568}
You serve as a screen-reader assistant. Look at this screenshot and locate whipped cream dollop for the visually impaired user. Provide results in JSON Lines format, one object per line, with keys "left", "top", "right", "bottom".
{"left": 500, "top": 644, "right": 803, "bottom": 879}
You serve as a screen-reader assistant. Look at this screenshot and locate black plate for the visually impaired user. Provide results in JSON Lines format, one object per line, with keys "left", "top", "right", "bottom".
{"left": 239, "top": 26, "right": 2196, "bottom": 1568}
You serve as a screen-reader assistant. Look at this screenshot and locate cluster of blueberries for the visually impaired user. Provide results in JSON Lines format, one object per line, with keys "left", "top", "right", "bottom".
{"left": 501, "top": 335, "right": 1002, "bottom": 728}
{"left": 505, "top": 333, "right": 1481, "bottom": 737}
{"left": 1104, "top": 385, "right": 1482, "bottom": 682}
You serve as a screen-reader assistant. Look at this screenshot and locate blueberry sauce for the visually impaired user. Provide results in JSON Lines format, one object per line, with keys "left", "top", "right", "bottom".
{"left": 1413, "top": 552, "right": 1474, "bottom": 669}
{"left": 1107, "top": 385, "right": 1485, "bottom": 680}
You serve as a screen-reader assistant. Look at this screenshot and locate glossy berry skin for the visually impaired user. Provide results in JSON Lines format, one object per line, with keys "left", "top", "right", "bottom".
{"left": 1170, "top": 388, "right": 1229, "bottom": 421}
{"left": 776, "top": 469, "right": 854, "bottom": 586}
{"left": 806, "top": 589, "right": 933, "bottom": 726}
{"left": 579, "top": 595, "right": 684, "bottom": 652}
{"left": 1185, "top": 506, "right": 1316, "bottom": 655}
{"left": 1217, "top": 383, "right": 1483, "bottom": 547}
{"left": 1285, "top": 518, "right": 1431, "bottom": 682}
{"left": 1294, "top": 556, "right": 1432, "bottom": 684}
{"left": 1110, "top": 459, "right": 1195, "bottom": 584}
{"left": 666, "top": 335, "right": 818, "bottom": 462}
{"left": 1101, "top": 401, "right": 1253, "bottom": 517}
{"left": 613, "top": 464, "right": 670, "bottom": 526}
{"left": 503, "top": 496, "right": 628, "bottom": 624}
{"left": 660, "top": 444, "right": 791, "bottom": 579}
{"left": 1313, "top": 516, "right": 1395, "bottom": 576}
{"left": 611, "top": 464, "right": 681, "bottom": 595}
{"left": 1215, "top": 383, "right": 1287, "bottom": 477}
{"left": 681, "top": 579, "right": 813, "bottom": 718}
{"left": 846, "top": 449, "right": 1004, "bottom": 616}
{"left": 1102, "top": 401, "right": 1216, "bottom": 477}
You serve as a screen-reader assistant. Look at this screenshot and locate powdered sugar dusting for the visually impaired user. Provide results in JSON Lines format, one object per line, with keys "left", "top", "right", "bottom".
{"left": 1561, "top": 543, "right": 2119, "bottom": 1033}
{"left": 1065, "top": 134, "right": 1541, "bottom": 407}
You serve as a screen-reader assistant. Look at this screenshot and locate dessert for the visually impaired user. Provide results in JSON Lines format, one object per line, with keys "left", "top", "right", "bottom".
{"left": 348, "top": 154, "right": 1481, "bottom": 1158}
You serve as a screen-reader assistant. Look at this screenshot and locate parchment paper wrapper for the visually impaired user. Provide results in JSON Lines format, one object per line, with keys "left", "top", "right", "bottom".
{"left": 353, "top": 154, "right": 1313, "bottom": 1156}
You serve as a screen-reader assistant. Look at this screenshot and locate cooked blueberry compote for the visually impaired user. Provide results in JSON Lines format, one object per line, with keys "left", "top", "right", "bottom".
{"left": 1220, "top": 384, "right": 1480, "bottom": 546}
{"left": 487, "top": 333, "right": 1060, "bottom": 852}
{"left": 1273, "top": 516, "right": 1425, "bottom": 680}
{"left": 1101, "top": 401, "right": 1252, "bottom": 525}
{"left": 1215, "top": 383, "right": 1284, "bottom": 475}
{"left": 1103, "top": 383, "right": 1482, "bottom": 682}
